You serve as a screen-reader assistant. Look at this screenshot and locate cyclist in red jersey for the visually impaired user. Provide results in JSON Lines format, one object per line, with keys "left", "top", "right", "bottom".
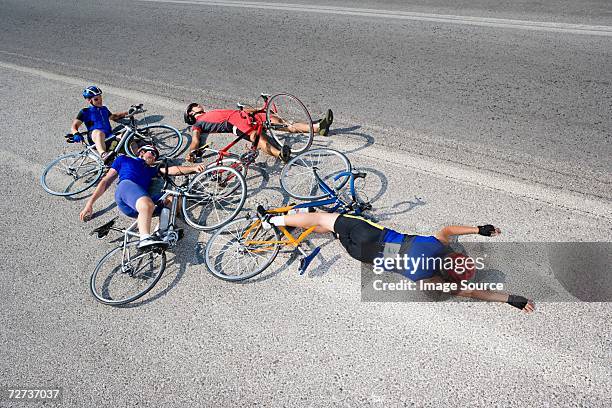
{"left": 184, "top": 103, "right": 333, "bottom": 163}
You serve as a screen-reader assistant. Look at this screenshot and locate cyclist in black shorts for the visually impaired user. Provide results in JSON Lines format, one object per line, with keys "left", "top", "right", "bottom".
{"left": 259, "top": 210, "right": 535, "bottom": 313}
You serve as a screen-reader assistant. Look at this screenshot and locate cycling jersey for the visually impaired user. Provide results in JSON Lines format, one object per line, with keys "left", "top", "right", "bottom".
{"left": 333, "top": 215, "right": 446, "bottom": 281}
{"left": 381, "top": 231, "right": 446, "bottom": 281}
{"left": 192, "top": 109, "right": 266, "bottom": 137}
{"left": 111, "top": 155, "right": 159, "bottom": 190}
{"left": 76, "top": 105, "right": 114, "bottom": 136}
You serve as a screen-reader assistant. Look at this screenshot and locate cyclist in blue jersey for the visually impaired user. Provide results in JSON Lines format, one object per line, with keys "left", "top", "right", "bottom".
{"left": 258, "top": 210, "right": 535, "bottom": 313}
{"left": 67, "top": 86, "right": 130, "bottom": 164}
{"left": 79, "top": 145, "right": 206, "bottom": 249}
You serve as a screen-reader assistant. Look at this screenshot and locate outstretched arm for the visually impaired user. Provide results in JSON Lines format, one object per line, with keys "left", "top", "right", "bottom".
{"left": 424, "top": 275, "right": 536, "bottom": 313}
{"left": 435, "top": 224, "right": 501, "bottom": 245}
{"left": 109, "top": 111, "right": 129, "bottom": 121}
{"left": 455, "top": 286, "right": 536, "bottom": 313}
{"left": 161, "top": 164, "right": 206, "bottom": 176}
{"left": 80, "top": 169, "right": 118, "bottom": 221}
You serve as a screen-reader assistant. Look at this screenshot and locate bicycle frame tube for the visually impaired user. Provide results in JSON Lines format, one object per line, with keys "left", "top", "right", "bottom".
{"left": 243, "top": 219, "right": 317, "bottom": 249}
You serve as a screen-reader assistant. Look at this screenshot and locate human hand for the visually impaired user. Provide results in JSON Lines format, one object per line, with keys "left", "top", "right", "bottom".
{"left": 80, "top": 203, "right": 93, "bottom": 222}
{"left": 507, "top": 294, "right": 535, "bottom": 313}
{"left": 478, "top": 224, "right": 501, "bottom": 237}
{"left": 65, "top": 133, "right": 83, "bottom": 143}
{"left": 522, "top": 299, "right": 536, "bottom": 314}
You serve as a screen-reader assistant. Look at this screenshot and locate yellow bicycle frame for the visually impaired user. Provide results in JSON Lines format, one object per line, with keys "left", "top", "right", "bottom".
{"left": 242, "top": 205, "right": 317, "bottom": 252}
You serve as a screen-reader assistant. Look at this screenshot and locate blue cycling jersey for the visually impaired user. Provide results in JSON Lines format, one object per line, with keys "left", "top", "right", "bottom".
{"left": 381, "top": 229, "right": 446, "bottom": 281}
{"left": 76, "top": 105, "right": 113, "bottom": 136}
{"left": 111, "top": 155, "right": 159, "bottom": 190}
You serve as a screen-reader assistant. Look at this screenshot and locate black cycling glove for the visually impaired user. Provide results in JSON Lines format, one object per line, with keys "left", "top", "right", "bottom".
{"left": 507, "top": 295, "right": 529, "bottom": 310}
{"left": 478, "top": 224, "right": 496, "bottom": 236}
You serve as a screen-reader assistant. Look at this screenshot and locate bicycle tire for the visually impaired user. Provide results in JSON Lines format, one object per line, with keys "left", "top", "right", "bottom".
{"left": 40, "top": 151, "right": 104, "bottom": 196}
{"left": 280, "top": 148, "right": 352, "bottom": 200}
{"left": 90, "top": 243, "right": 166, "bottom": 306}
{"left": 181, "top": 165, "right": 247, "bottom": 231}
{"left": 125, "top": 124, "right": 183, "bottom": 159}
{"left": 266, "top": 93, "right": 314, "bottom": 155}
{"left": 205, "top": 216, "right": 280, "bottom": 281}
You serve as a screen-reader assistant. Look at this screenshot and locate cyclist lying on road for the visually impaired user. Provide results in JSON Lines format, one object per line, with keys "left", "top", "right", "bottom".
{"left": 67, "top": 86, "right": 130, "bottom": 164}
{"left": 183, "top": 103, "right": 334, "bottom": 163}
{"left": 79, "top": 145, "right": 205, "bottom": 249}
{"left": 258, "top": 209, "right": 535, "bottom": 313}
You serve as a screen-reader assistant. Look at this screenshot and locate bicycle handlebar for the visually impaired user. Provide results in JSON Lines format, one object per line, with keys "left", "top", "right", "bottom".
{"left": 125, "top": 104, "right": 147, "bottom": 118}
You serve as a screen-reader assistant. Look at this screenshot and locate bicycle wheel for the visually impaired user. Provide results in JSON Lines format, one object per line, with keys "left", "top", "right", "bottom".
{"left": 205, "top": 216, "right": 280, "bottom": 281}
{"left": 182, "top": 165, "right": 247, "bottom": 231}
{"left": 266, "top": 93, "right": 314, "bottom": 154}
{"left": 40, "top": 151, "right": 104, "bottom": 196}
{"left": 90, "top": 243, "right": 166, "bottom": 306}
{"left": 280, "top": 148, "right": 352, "bottom": 200}
{"left": 125, "top": 124, "right": 183, "bottom": 159}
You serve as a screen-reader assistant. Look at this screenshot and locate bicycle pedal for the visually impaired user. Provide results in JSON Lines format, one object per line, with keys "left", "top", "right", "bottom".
{"left": 298, "top": 246, "right": 321, "bottom": 275}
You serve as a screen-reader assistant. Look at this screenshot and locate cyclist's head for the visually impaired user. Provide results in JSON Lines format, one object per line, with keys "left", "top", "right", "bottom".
{"left": 440, "top": 252, "right": 476, "bottom": 283}
{"left": 83, "top": 85, "right": 103, "bottom": 103}
{"left": 184, "top": 102, "right": 203, "bottom": 125}
{"left": 138, "top": 144, "right": 159, "bottom": 161}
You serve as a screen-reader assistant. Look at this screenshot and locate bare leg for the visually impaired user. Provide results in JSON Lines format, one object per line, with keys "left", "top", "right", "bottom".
{"left": 90, "top": 129, "right": 107, "bottom": 155}
{"left": 269, "top": 114, "right": 315, "bottom": 133}
{"left": 135, "top": 196, "right": 155, "bottom": 236}
{"left": 281, "top": 212, "right": 340, "bottom": 233}
{"left": 249, "top": 130, "right": 281, "bottom": 157}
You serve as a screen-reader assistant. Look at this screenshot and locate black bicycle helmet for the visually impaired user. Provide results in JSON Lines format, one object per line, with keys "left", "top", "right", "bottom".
{"left": 184, "top": 102, "right": 200, "bottom": 125}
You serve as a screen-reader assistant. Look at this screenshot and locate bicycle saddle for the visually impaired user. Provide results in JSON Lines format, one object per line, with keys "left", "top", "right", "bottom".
{"left": 90, "top": 217, "right": 118, "bottom": 239}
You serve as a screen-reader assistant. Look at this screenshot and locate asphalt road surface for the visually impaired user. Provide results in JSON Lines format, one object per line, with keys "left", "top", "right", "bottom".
{"left": 0, "top": 1, "right": 611, "bottom": 407}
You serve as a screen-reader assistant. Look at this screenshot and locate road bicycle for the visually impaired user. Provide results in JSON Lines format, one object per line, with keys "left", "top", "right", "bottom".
{"left": 204, "top": 148, "right": 372, "bottom": 281}
{"left": 89, "top": 161, "right": 246, "bottom": 305}
{"left": 189, "top": 92, "right": 315, "bottom": 183}
{"left": 40, "top": 104, "right": 183, "bottom": 196}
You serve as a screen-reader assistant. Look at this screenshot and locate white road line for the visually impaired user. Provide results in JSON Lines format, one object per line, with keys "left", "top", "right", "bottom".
{"left": 137, "top": 0, "right": 612, "bottom": 36}
{"left": 1, "top": 59, "right": 611, "bottom": 220}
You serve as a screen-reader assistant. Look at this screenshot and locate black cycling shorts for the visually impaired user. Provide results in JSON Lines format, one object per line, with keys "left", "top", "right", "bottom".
{"left": 333, "top": 214, "right": 385, "bottom": 263}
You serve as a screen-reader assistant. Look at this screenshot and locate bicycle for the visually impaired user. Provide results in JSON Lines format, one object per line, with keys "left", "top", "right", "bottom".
{"left": 89, "top": 160, "right": 246, "bottom": 305}
{"left": 40, "top": 104, "right": 183, "bottom": 196}
{"left": 204, "top": 148, "right": 372, "bottom": 281}
{"left": 189, "top": 92, "right": 315, "bottom": 183}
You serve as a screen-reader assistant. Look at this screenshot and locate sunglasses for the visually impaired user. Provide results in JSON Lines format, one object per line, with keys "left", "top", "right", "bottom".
{"left": 189, "top": 106, "right": 203, "bottom": 116}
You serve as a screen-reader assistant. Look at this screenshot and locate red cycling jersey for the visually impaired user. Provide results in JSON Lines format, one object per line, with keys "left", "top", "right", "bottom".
{"left": 192, "top": 109, "right": 266, "bottom": 136}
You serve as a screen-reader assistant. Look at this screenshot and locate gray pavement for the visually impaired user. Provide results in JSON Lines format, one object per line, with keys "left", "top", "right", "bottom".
{"left": 0, "top": 0, "right": 611, "bottom": 198}
{"left": 0, "top": 1, "right": 611, "bottom": 407}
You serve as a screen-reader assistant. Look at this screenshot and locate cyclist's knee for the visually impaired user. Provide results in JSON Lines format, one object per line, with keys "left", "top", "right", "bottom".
{"left": 135, "top": 196, "right": 155, "bottom": 213}
{"left": 91, "top": 130, "right": 105, "bottom": 141}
